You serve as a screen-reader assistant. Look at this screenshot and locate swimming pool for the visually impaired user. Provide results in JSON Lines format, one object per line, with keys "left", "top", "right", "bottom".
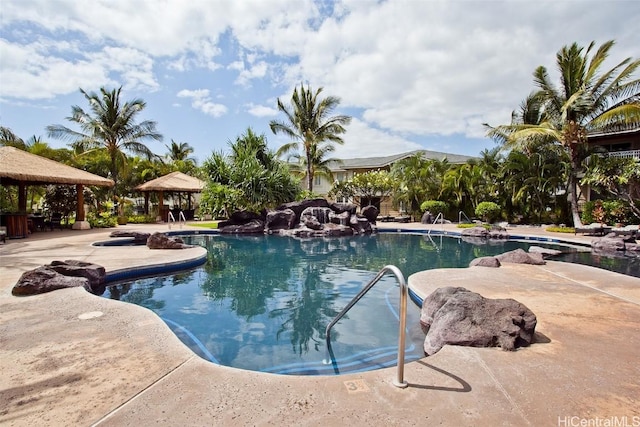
{"left": 102, "top": 233, "right": 573, "bottom": 375}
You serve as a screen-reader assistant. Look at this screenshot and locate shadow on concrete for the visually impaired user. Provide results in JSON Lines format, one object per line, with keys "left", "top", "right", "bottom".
{"left": 408, "top": 360, "right": 472, "bottom": 392}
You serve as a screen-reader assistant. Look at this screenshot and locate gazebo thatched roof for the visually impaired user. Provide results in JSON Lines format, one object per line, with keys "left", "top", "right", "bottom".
{"left": 134, "top": 171, "right": 205, "bottom": 193}
{"left": 0, "top": 146, "right": 114, "bottom": 187}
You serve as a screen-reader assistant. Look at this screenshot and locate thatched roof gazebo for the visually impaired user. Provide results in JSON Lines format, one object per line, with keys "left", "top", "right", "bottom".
{"left": 0, "top": 146, "right": 114, "bottom": 236}
{"left": 134, "top": 171, "right": 205, "bottom": 221}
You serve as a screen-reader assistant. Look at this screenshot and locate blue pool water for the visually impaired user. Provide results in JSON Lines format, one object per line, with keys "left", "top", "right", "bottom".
{"left": 103, "top": 233, "right": 569, "bottom": 375}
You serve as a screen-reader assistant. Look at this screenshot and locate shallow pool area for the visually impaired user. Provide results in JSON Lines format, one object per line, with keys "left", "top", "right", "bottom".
{"left": 102, "top": 233, "right": 573, "bottom": 375}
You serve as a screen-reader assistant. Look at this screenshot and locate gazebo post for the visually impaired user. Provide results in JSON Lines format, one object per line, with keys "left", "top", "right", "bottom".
{"left": 159, "top": 190, "right": 165, "bottom": 221}
{"left": 18, "top": 182, "right": 27, "bottom": 212}
{"left": 72, "top": 184, "right": 90, "bottom": 230}
{"left": 144, "top": 192, "right": 149, "bottom": 215}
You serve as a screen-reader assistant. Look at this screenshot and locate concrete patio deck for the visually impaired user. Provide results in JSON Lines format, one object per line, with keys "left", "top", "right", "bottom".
{"left": 1, "top": 223, "right": 639, "bottom": 426}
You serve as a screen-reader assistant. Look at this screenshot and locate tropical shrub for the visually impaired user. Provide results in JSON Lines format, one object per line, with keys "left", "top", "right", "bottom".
{"left": 126, "top": 214, "right": 156, "bottom": 224}
{"left": 582, "top": 199, "right": 635, "bottom": 225}
{"left": 202, "top": 128, "right": 301, "bottom": 215}
{"left": 475, "top": 201, "right": 501, "bottom": 223}
{"left": 420, "top": 200, "right": 448, "bottom": 215}
{"left": 545, "top": 226, "right": 575, "bottom": 233}
{"left": 86, "top": 211, "right": 117, "bottom": 228}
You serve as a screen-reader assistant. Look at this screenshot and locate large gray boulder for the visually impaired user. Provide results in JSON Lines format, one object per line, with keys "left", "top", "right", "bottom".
{"left": 13, "top": 267, "right": 89, "bottom": 296}
{"left": 495, "top": 248, "right": 545, "bottom": 265}
{"left": 219, "top": 219, "right": 265, "bottom": 235}
{"left": 48, "top": 260, "right": 106, "bottom": 290}
{"left": 330, "top": 202, "right": 357, "bottom": 215}
{"left": 461, "top": 225, "right": 509, "bottom": 239}
{"left": 12, "top": 260, "right": 106, "bottom": 296}
{"left": 147, "top": 232, "right": 192, "bottom": 248}
{"left": 109, "top": 230, "right": 150, "bottom": 244}
{"left": 469, "top": 256, "right": 501, "bottom": 268}
{"left": 275, "top": 199, "right": 330, "bottom": 223}
{"left": 350, "top": 215, "right": 373, "bottom": 234}
{"left": 329, "top": 210, "right": 350, "bottom": 226}
{"left": 592, "top": 234, "right": 627, "bottom": 253}
{"left": 265, "top": 209, "right": 296, "bottom": 231}
{"left": 420, "top": 287, "right": 537, "bottom": 355}
{"left": 218, "top": 210, "right": 264, "bottom": 229}
{"left": 361, "top": 205, "right": 379, "bottom": 224}
{"left": 461, "top": 226, "right": 489, "bottom": 238}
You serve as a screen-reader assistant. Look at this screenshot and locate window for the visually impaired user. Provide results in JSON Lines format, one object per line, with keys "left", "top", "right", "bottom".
{"left": 314, "top": 175, "right": 322, "bottom": 186}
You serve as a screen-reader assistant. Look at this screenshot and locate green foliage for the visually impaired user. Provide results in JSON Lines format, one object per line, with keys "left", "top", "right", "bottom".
{"left": 582, "top": 156, "right": 640, "bottom": 221}
{"left": 475, "top": 201, "right": 501, "bottom": 222}
{"left": 190, "top": 222, "right": 219, "bottom": 229}
{"left": 296, "top": 190, "right": 322, "bottom": 201}
{"left": 545, "top": 226, "right": 576, "bottom": 233}
{"left": 0, "top": 186, "right": 17, "bottom": 212}
{"left": 86, "top": 211, "right": 117, "bottom": 228}
{"left": 420, "top": 200, "right": 448, "bottom": 214}
{"left": 43, "top": 185, "right": 95, "bottom": 223}
{"left": 390, "top": 154, "right": 451, "bottom": 217}
{"left": 200, "top": 182, "right": 244, "bottom": 218}
{"left": 456, "top": 223, "right": 490, "bottom": 230}
{"left": 581, "top": 201, "right": 596, "bottom": 224}
{"left": 202, "top": 128, "right": 301, "bottom": 216}
{"left": 329, "top": 170, "right": 395, "bottom": 207}
{"left": 582, "top": 199, "right": 635, "bottom": 225}
{"left": 126, "top": 214, "right": 156, "bottom": 224}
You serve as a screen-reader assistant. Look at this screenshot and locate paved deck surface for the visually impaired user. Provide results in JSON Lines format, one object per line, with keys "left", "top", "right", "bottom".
{"left": 1, "top": 223, "right": 639, "bottom": 426}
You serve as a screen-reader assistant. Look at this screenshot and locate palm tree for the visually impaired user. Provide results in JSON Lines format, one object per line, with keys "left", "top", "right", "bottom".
{"left": 0, "top": 126, "right": 25, "bottom": 148}
{"left": 270, "top": 83, "right": 351, "bottom": 192}
{"left": 47, "top": 87, "right": 163, "bottom": 198}
{"left": 487, "top": 41, "right": 640, "bottom": 226}
{"left": 166, "top": 140, "right": 195, "bottom": 162}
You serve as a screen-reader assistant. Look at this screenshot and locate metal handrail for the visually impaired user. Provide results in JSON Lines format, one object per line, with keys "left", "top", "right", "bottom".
{"left": 325, "top": 265, "right": 409, "bottom": 388}
{"left": 458, "top": 210, "right": 472, "bottom": 224}
{"left": 168, "top": 210, "right": 186, "bottom": 230}
{"left": 427, "top": 212, "right": 444, "bottom": 235}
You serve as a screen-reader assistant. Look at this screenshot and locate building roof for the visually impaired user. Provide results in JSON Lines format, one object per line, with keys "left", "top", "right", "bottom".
{"left": 0, "top": 146, "right": 114, "bottom": 187}
{"left": 134, "top": 171, "right": 205, "bottom": 192}
{"left": 329, "top": 149, "right": 476, "bottom": 171}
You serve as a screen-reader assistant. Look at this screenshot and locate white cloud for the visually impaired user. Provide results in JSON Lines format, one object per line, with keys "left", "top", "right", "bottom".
{"left": 0, "top": 38, "right": 114, "bottom": 99}
{"left": 333, "top": 118, "right": 423, "bottom": 159}
{"left": 177, "top": 89, "right": 228, "bottom": 118}
{"left": 246, "top": 103, "right": 278, "bottom": 118}
{"left": 0, "top": 0, "right": 638, "bottom": 159}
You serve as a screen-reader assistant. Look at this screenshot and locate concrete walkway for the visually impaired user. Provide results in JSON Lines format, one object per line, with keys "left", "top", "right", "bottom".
{"left": 0, "top": 223, "right": 639, "bottom": 426}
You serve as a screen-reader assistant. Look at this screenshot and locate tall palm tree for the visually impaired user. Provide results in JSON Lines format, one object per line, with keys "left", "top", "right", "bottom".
{"left": 270, "top": 83, "right": 351, "bottom": 192}
{"left": 166, "top": 140, "right": 195, "bottom": 162}
{"left": 487, "top": 41, "right": 640, "bottom": 226}
{"left": 0, "top": 126, "right": 25, "bottom": 148}
{"left": 47, "top": 87, "right": 163, "bottom": 198}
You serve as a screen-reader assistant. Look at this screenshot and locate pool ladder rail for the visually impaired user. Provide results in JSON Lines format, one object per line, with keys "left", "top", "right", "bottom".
{"left": 325, "top": 264, "right": 409, "bottom": 388}
{"left": 427, "top": 212, "right": 445, "bottom": 235}
{"left": 168, "top": 210, "right": 186, "bottom": 229}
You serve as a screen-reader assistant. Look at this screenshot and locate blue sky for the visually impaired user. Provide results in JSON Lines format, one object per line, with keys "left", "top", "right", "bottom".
{"left": 1, "top": 0, "right": 639, "bottom": 165}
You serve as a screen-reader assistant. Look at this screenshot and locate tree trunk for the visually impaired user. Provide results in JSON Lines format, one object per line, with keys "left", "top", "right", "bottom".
{"left": 567, "top": 157, "right": 582, "bottom": 227}
{"left": 306, "top": 152, "right": 313, "bottom": 192}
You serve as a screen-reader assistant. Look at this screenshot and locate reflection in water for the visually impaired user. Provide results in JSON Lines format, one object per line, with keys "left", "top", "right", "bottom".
{"left": 103, "top": 234, "right": 574, "bottom": 374}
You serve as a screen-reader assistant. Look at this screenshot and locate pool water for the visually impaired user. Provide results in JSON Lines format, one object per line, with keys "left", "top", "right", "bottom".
{"left": 103, "top": 233, "right": 569, "bottom": 375}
